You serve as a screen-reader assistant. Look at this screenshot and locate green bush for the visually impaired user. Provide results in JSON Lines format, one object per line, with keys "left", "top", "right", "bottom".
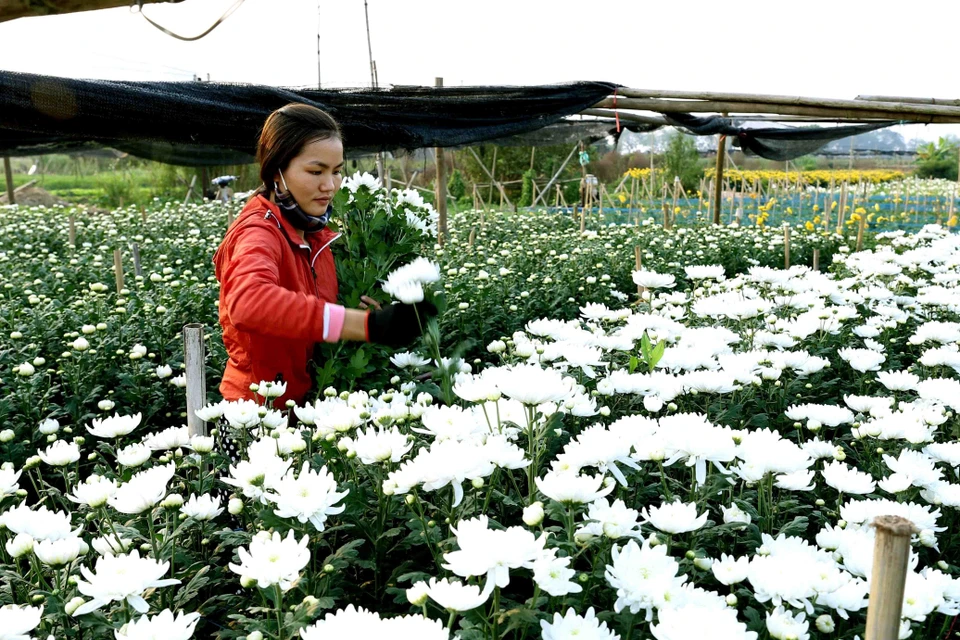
{"left": 518, "top": 169, "right": 535, "bottom": 207}
{"left": 447, "top": 169, "right": 466, "bottom": 200}
{"left": 661, "top": 131, "right": 703, "bottom": 191}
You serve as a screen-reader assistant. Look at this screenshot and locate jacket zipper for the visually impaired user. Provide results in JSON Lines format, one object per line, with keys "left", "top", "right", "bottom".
{"left": 306, "top": 233, "right": 342, "bottom": 298}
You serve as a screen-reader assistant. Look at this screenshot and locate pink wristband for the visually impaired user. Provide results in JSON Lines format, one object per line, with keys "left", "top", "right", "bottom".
{"left": 323, "top": 304, "right": 346, "bottom": 342}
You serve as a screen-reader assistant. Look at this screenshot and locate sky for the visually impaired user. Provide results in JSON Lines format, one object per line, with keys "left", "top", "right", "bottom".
{"left": 2, "top": 0, "right": 959, "bottom": 142}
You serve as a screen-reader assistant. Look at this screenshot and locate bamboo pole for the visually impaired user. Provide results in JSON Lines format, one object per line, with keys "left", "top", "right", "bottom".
{"left": 783, "top": 226, "right": 791, "bottom": 269}
{"left": 434, "top": 78, "right": 449, "bottom": 244}
{"left": 68, "top": 214, "right": 76, "bottom": 247}
{"left": 813, "top": 248, "right": 820, "bottom": 272}
{"left": 629, "top": 177, "right": 637, "bottom": 220}
{"left": 3, "top": 156, "right": 14, "bottom": 205}
{"left": 183, "top": 323, "right": 208, "bottom": 438}
{"left": 596, "top": 92, "right": 960, "bottom": 121}
{"left": 856, "top": 94, "right": 960, "bottom": 107}
{"left": 838, "top": 182, "right": 849, "bottom": 233}
{"left": 131, "top": 242, "right": 142, "bottom": 278}
{"left": 856, "top": 209, "right": 867, "bottom": 251}
{"left": 592, "top": 99, "right": 960, "bottom": 125}
{"left": 532, "top": 144, "right": 578, "bottom": 207}
{"left": 864, "top": 516, "right": 916, "bottom": 640}
{"left": 113, "top": 249, "right": 124, "bottom": 295}
{"left": 634, "top": 246, "right": 644, "bottom": 296}
{"left": 712, "top": 133, "right": 727, "bottom": 224}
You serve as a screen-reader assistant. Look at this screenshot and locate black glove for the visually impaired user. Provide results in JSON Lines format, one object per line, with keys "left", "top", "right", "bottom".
{"left": 367, "top": 300, "right": 437, "bottom": 348}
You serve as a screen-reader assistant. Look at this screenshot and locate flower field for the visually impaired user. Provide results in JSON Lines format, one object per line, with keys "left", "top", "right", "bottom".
{"left": 1, "top": 179, "right": 959, "bottom": 639}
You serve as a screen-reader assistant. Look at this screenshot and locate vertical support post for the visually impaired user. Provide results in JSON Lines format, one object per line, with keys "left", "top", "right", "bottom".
{"left": 68, "top": 214, "right": 76, "bottom": 247}
{"left": 183, "top": 323, "right": 208, "bottom": 437}
{"left": 113, "top": 249, "right": 124, "bottom": 294}
{"left": 838, "top": 182, "right": 848, "bottom": 234}
{"left": 712, "top": 133, "right": 727, "bottom": 225}
{"left": 856, "top": 207, "right": 867, "bottom": 251}
{"left": 579, "top": 210, "right": 585, "bottom": 234}
{"left": 783, "top": 226, "right": 791, "bottom": 269}
{"left": 634, "top": 246, "right": 644, "bottom": 297}
{"left": 434, "top": 77, "right": 448, "bottom": 244}
{"left": 813, "top": 248, "right": 820, "bottom": 272}
{"left": 864, "top": 516, "right": 915, "bottom": 640}
{"left": 3, "top": 156, "right": 14, "bottom": 205}
{"left": 131, "top": 242, "right": 142, "bottom": 278}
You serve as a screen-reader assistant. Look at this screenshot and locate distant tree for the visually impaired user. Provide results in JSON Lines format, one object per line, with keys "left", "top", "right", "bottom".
{"left": 915, "top": 137, "right": 958, "bottom": 180}
{"left": 662, "top": 131, "right": 703, "bottom": 191}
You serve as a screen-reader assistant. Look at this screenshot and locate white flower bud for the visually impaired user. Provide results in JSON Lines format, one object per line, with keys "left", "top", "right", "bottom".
{"left": 522, "top": 501, "right": 544, "bottom": 527}
{"left": 815, "top": 614, "right": 835, "bottom": 633}
{"left": 228, "top": 498, "right": 244, "bottom": 515}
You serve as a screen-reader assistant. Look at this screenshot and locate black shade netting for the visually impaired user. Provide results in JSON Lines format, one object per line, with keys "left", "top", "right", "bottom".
{"left": 663, "top": 113, "right": 900, "bottom": 161}
{"left": 0, "top": 71, "right": 616, "bottom": 165}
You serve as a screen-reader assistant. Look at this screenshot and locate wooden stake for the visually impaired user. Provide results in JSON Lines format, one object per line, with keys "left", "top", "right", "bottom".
{"left": 813, "top": 248, "right": 820, "bottom": 272}
{"left": 579, "top": 210, "right": 586, "bottom": 234}
{"left": 634, "top": 246, "right": 645, "bottom": 296}
{"left": 68, "top": 214, "right": 76, "bottom": 247}
{"left": 113, "top": 249, "right": 124, "bottom": 294}
{"left": 467, "top": 226, "right": 476, "bottom": 247}
{"left": 783, "top": 226, "right": 791, "bottom": 269}
{"left": 3, "top": 156, "right": 14, "bottom": 205}
{"left": 856, "top": 208, "right": 867, "bottom": 251}
{"left": 837, "top": 182, "right": 848, "bottom": 234}
{"left": 131, "top": 242, "right": 142, "bottom": 278}
{"left": 864, "top": 516, "right": 916, "bottom": 640}
{"left": 183, "top": 323, "right": 208, "bottom": 437}
{"left": 712, "top": 133, "right": 727, "bottom": 224}
{"left": 434, "top": 77, "right": 449, "bottom": 244}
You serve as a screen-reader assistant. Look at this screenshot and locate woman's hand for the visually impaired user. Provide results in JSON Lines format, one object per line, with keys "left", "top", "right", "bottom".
{"left": 358, "top": 295, "right": 382, "bottom": 311}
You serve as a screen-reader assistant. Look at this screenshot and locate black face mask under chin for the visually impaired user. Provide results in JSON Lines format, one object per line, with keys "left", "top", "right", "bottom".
{"left": 273, "top": 170, "right": 332, "bottom": 232}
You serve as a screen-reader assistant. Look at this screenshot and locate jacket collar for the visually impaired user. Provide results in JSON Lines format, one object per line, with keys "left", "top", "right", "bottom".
{"left": 255, "top": 194, "right": 332, "bottom": 250}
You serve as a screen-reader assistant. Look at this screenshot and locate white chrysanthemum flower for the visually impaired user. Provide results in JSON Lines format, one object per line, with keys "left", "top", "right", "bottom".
{"left": 632, "top": 270, "right": 676, "bottom": 289}
{"left": 221, "top": 451, "right": 292, "bottom": 504}
{"left": 821, "top": 461, "right": 876, "bottom": 495}
{"left": 67, "top": 475, "right": 118, "bottom": 509}
{"left": 38, "top": 440, "right": 81, "bottom": 466}
{"left": 540, "top": 607, "right": 617, "bottom": 640}
{"left": 536, "top": 471, "right": 614, "bottom": 505}
{"left": 877, "top": 370, "right": 920, "bottom": 391}
{"left": 442, "top": 515, "right": 547, "bottom": 588}
{"left": 229, "top": 530, "right": 309, "bottom": 591}
{"left": 488, "top": 364, "right": 576, "bottom": 406}
{"left": 142, "top": 425, "right": 190, "bottom": 451}
{"left": 73, "top": 550, "right": 180, "bottom": 616}
{"left": 0, "top": 604, "right": 43, "bottom": 640}
{"left": 424, "top": 577, "right": 493, "bottom": 612}
{"left": 641, "top": 499, "right": 708, "bottom": 534}
{"left": 712, "top": 554, "right": 750, "bottom": 585}
{"left": 87, "top": 412, "right": 142, "bottom": 439}
{"left": 266, "top": 462, "right": 348, "bottom": 532}
{"left": 180, "top": 494, "right": 224, "bottom": 521}
{"left": 766, "top": 606, "right": 809, "bottom": 640}
{"left": 389, "top": 351, "right": 431, "bottom": 368}
{"left": 115, "top": 609, "right": 201, "bottom": 640}
{"left": 108, "top": 463, "right": 176, "bottom": 515}
{"left": 604, "top": 538, "right": 685, "bottom": 620}
{"left": 651, "top": 604, "right": 758, "bottom": 640}
{"left": 116, "top": 443, "right": 152, "bottom": 467}
{"left": 0, "top": 466, "right": 21, "bottom": 498}
{"left": 339, "top": 426, "right": 412, "bottom": 465}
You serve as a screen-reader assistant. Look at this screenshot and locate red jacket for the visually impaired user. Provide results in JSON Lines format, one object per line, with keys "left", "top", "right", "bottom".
{"left": 213, "top": 194, "right": 341, "bottom": 406}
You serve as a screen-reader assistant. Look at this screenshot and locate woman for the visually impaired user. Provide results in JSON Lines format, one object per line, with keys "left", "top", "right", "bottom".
{"left": 213, "top": 103, "right": 433, "bottom": 408}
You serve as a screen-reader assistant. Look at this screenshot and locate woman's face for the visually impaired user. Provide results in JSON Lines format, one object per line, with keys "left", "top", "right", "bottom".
{"left": 275, "top": 136, "right": 344, "bottom": 218}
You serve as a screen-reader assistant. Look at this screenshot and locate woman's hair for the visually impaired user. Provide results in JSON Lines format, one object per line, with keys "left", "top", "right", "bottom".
{"left": 254, "top": 103, "right": 342, "bottom": 196}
